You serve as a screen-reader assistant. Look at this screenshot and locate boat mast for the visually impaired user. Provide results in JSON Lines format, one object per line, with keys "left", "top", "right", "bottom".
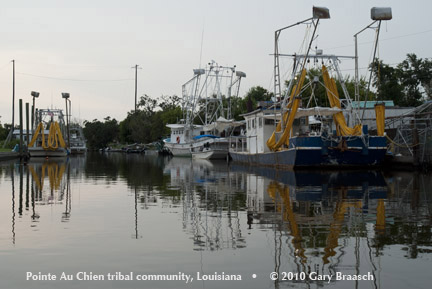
{"left": 275, "top": 7, "right": 330, "bottom": 129}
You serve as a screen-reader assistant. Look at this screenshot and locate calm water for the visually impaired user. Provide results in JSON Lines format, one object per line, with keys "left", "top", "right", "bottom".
{"left": 0, "top": 153, "right": 431, "bottom": 289}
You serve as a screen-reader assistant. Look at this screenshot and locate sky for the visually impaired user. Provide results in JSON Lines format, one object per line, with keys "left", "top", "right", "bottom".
{"left": 1, "top": 0, "right": 431, "bottom": 124}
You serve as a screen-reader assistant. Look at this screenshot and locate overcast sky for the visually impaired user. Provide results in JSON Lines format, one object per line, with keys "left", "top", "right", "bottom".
{"left": 1, "top": 0, "right": 431, "bottom": 124}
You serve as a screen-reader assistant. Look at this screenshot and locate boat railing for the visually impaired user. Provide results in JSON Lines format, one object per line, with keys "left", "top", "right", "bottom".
{"left": 229, "top": 135, "right": 257, "bottom": 153}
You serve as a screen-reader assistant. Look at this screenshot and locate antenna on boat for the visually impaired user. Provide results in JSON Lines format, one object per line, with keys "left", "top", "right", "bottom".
{"left": 199, "top": 24, "right": 205, "bottom": 69}
{"left": 354, "top": 7, "right": 392, "bottom": 122}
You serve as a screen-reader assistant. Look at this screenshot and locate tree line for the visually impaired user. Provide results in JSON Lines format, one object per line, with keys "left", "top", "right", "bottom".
{"left": 1, "top": 54, "right": 430, "bottom": 150}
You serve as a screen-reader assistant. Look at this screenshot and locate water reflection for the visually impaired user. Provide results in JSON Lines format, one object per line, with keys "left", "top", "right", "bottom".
{"left": 0, "top": 154, "right": 431, "bottom": 289}
{"left": 165, "top": 158, "right": 247, "bottom": 251}
{"left": 231, "top": 165, "right": 431, "bottom": 288}
{"left": 3, "top": 158, "right": 72, "bottom": 246}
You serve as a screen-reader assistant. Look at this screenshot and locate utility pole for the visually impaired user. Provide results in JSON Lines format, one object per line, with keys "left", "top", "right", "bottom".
{"left": 12, "top": 60, "right": 15, "bottom": 132}
{"left": 132, "top": 64, "right": 141, "bottom": 112}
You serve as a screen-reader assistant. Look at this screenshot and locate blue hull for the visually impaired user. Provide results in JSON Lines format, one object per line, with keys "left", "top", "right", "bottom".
{"left": 230, "top": 164, "right": 388, "bottom": 200}
{"left": 230, "top": 135, "right": 387, "bottom": 168}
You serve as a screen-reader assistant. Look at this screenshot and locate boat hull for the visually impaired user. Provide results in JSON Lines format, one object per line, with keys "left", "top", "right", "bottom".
{"left": 164, "top": 138, "right": 229, "bottom": 159}
{"left": 70, "top": 147, "right": 87, "bottom": 154}
{"left": 230, "top": 135, "right": 387, "bottom": 168}
{"left": 29, "top": 147, "right": 68, "bottom": 157}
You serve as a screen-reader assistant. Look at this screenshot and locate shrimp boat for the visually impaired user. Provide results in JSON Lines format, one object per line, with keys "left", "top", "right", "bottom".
{"left": 28, "top": 109, "right": 69, "bottom": 157}
{"left": 230, "top": 7, "right": 390, "bottom": 168}
{"left": 69, "top": 124, "right": 87, "bottom": 154}
{"left": 164, "top": 61, "right": 245, "bottom": 159}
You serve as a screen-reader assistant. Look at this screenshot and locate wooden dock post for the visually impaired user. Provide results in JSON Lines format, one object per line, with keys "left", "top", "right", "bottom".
{"left": 26, "top": 103, "right": 30, "bottom": 146}
{"left": 19, "top": 99, "right": 23, "bottom": 156}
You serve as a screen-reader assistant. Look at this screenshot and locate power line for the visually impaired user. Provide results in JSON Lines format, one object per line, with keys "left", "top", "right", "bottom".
{"left": 323, "top": 28, "right": 432, "bottom": 51}
{"left": 16, "top": 72, "right": 134, "bottom": 82}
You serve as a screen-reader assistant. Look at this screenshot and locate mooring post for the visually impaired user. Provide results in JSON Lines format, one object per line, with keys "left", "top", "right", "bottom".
{"left": 26, "top": 102, "right": 29, "bottom": 146}
{"left": 19, "top": 99, "right": 23, "bottom": 156}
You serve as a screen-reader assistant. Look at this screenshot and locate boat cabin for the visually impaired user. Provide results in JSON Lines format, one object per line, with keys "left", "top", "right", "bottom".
{"left": 166, "top": 124, "right": 204, "bottom": 144}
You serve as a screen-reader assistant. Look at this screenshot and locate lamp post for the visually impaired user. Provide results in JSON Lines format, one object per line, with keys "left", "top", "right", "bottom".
{"left": 227, "top": 70, "right": 246, "bottom": 119}
{"left": 30, "top": 91, "right": 39, "bottom": 138}
{"left": 354, "top": 7, "right": 392, "bottom": 121}
{"left": 62, "top": 93, "right": 71, "bottom": 149}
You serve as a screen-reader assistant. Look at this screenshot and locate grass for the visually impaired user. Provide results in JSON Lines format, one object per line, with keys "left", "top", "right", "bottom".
{"left": 0, "top": 148, "right": 13, "bottom": 152}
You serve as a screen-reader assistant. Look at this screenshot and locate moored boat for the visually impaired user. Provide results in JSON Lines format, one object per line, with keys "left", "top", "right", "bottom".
{"left": 164, "top": 62, "right": 245, "bottom": 159}
{"left": 230, "top": 7, "right": 389, "bottom": 168}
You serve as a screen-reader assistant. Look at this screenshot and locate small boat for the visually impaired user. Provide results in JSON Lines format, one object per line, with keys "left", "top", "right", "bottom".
{"left": 69, "top": 124, "right": 87, "bottom": 154}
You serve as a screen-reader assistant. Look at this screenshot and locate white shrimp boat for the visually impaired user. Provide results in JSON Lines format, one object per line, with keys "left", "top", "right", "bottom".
{"left": 164, "top": 62, "right": 245, "bottom": 159}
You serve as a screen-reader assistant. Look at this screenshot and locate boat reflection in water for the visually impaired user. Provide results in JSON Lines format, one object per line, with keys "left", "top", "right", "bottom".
{"left": 1, "top": 154, "right": 431, "bottom": 289}
{"left": 164, "top": 157, "right": 247, "bottom": 250}
{"left": 231, "top": 164, "right": 431, "bottom": 288}
{"left": 7, "top": 158, "right": 72, "bottom": 245}
{"left": 166, "top": 156, "right": 431, "bottom": 287}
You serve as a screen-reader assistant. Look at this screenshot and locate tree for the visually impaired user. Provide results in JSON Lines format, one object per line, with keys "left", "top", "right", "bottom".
{"left": 119, "top": 94, "right": 183, "bottom": 144}
{"left": 231, "top": 86, "right": 272, "bottom": 117}
{"left": 397, "top": 54, "right": 430, "bottom": 105}
{"left": 370, "top": 59, "right": 405, "bottom": 105}
{"left": 371, "top": 54, "right": 432, "bottom": 107}
{"left": 0, "top": 119, "right": 8, "bottom": 141}
{"left": 83, "top": 117, "right": 119, "bottom": 149}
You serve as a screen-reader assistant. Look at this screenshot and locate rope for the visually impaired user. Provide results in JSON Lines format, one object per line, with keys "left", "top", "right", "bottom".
{"left": 386, "top": 135, "right": 419, "bottom": 148}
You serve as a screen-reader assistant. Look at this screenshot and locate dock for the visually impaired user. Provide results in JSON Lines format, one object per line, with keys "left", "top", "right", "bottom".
{"left": 0, "top": 152, "right": 20, "bottom": 161}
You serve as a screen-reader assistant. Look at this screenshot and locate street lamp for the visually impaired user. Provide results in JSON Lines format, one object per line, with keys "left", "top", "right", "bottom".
{"left": 227, "top": 70, "right": 246, "bottom": 119}
{"left": 354, "top": 7, "right": 392, "bottom": 121}
{"left": 31, "top": 91, "right": 39, "bottom": 137}
{"left": 62, "top": 93, "right": 71, "bottom": 149}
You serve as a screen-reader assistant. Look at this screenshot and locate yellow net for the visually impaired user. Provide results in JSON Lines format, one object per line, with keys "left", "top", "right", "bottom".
{"left": 322, "top": 65, "right": 362, "bottom": 136}
{"left": 375, "top": 103, "right": 385, "bottom": 136}
{"left": 266, "top": 69, "right": 306, "bottom": 151}
{"left": 28, "top": 122, "right": 45, "bottom": 148}
{"left": 28, "top": 122, "right": 67, "bottom": 150}
{"left": 376, "top": 199, "right": 386, "bottom": 233}
{"left": 267, "top": 182, "right": 306, "bottom": 263}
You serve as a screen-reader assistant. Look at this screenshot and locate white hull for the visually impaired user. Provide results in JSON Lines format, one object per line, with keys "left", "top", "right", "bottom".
{"left": 164, "top": 138, "right": 216, "bottom": 157}
{"left": 191, "top": 150, "right": 214, "bottom": 159}
{"left": 29, "top": 147, "right": 68, "bottom": 157}
{"left": 165, "top": 138, "right": 229, "bottom": 159}
{"left": 70, "top": 146, "right": 87, "bottom": 154}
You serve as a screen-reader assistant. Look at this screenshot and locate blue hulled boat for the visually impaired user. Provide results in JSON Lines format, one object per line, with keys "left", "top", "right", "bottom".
{"left": 230, "top": 7, "right": 388, "bottom": 168}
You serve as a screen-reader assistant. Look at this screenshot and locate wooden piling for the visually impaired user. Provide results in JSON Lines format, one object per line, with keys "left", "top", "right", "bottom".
{"left": 19, "top": 99, "right": 23, "bottom": 156}
{"left": 26, "top": 103, "right": 30, "bottom": 146}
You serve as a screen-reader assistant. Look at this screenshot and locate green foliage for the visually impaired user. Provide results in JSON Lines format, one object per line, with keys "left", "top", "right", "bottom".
{"left": 229, "top": 86, "right": 272, "bottom": 120}
{"left": 83, "top": 117, "right": 119, "bottom": 149}
{"left": 0, "top": 122, "right": 8, "bottom": 141}
{"left": 371, "top": 53, "right": 432, "bottom": 106}
{"left": 119, "top": 94, "right": 182, "bottom": 144}
{"left": 0, "top": 139, "right": 20, "bottom": 150}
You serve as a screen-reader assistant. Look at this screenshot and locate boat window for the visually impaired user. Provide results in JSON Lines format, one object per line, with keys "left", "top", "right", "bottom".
{"left": 252, "top": 119, "right": 255, "bottom": 128}
{"left": 247, "top": 120, "right": 250, "bottom": 130}
{"left": 265, "top": 119, "right": 275, "bottom": 125}
{"left": 259, "top": 117, "right": 263, "bottom": 127}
